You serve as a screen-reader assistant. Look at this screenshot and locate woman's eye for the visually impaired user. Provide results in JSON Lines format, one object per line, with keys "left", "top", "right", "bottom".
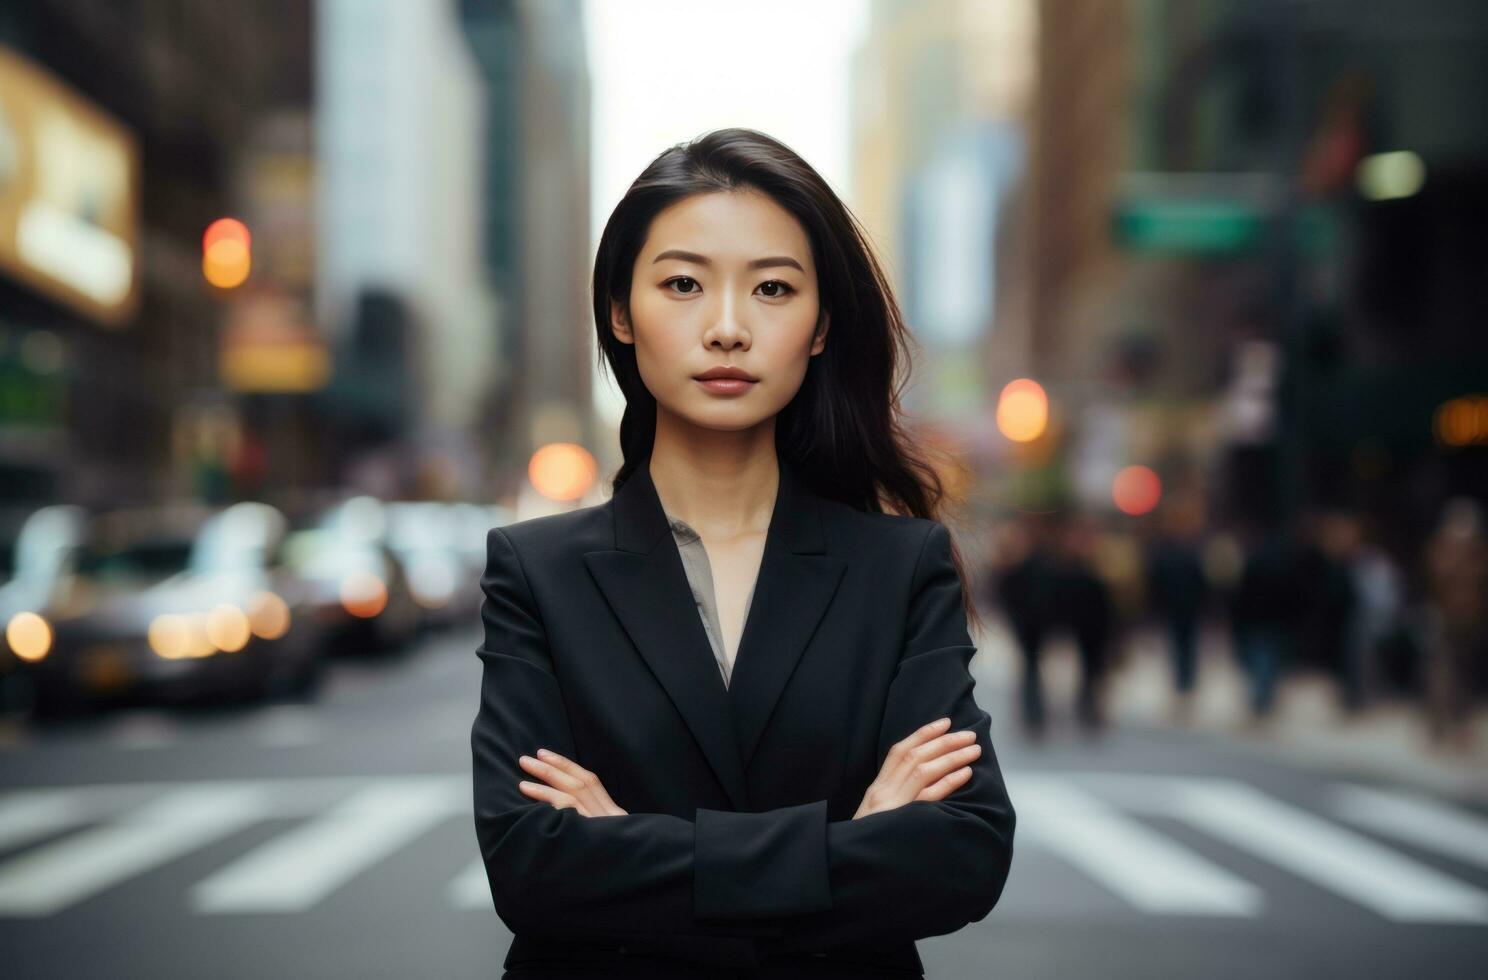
{"left": 662, "top": 276, "right": 794, "bottom": 298}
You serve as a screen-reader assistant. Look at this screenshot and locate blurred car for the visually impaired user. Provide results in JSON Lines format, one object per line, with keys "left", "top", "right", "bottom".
{"left": 19, "top": 502, "right": 325, "bottom": 719}
{"left": 282, "top": 495, "right": 421, "bottom": 656}
{"left": 384, "top": 501, "right": 482, "bottom": 630}
{"left": 448, "top": 501, "right": 512, "bottom": 608}
{"left": 1, "top": 505, "right": 88, "bottom": 709}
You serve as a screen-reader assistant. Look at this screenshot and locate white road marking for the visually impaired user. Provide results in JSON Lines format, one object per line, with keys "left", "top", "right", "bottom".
{"left": 1, "top": 771, "right": 1484, "bottom": 923}
{"left": 1332, "top": 784, "right": 1488, "bottom": 872}
{"left": 447, "top": 858, "right": 491, "bottom": 910}
{"left": 1009, "top": 776, "right": 1262, "bottom": 916}
{"left": 0, "top": 789, "right": 91, "bottom": 852}
{"left": 0, "top": 784, "right": 269, "bottom": 916}
{"left": 1170, "top": 779, "right": 1488, "bottom": 924}
{"left": 190, "top": 779, "right": 462, "bottom": 913}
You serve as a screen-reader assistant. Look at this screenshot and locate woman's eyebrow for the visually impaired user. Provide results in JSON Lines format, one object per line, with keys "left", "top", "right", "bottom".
{"left": 651, "top": 249, "right": 803, "bottom": 272}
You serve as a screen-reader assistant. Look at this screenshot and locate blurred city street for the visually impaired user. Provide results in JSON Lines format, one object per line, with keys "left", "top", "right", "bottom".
{"left": 2, "top": 619, "right": 1486, "bottom": 979}
{"left": 3, "top": 0, "right": 1488, "bottom": 975}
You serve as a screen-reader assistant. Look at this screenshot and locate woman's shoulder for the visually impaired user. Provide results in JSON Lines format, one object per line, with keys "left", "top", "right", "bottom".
{"left": 820, "top": 498, "right": 943, "bottom": 553}
{"left": 488, "top": 501, "right": 611, "bottom": 557}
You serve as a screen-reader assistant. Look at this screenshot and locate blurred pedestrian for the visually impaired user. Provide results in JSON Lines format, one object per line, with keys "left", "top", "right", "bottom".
{"left": 1295, "top": 510, "right": 1358, "bottom": 701}
{"left": 1231, "top": 522, "right": 1302, "bottom": 719}
{"left": 1047, "top": 514, "right": 1118, "bottom": 737}
{"left": 1334, "top": 513, "right": 1404, "bottom": 713}
{"left": 1145, "top": 491, "right": 1210, "bottom": 714}
{"left": 991, "top": 514, "right": 1057, "bottom": 738}
{"left": 1052, "top": 516, "right": 1114, "bottom": 735}
{"left": 1421, "top": 497, "right": 1487, "bottom": 751}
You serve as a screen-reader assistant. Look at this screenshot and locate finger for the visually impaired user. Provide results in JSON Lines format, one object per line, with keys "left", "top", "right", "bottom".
{"left": 534, "top": 750, "right": 614, "bottom": 814}
{"left": 888, "top": 717, "right": 952, "bottom": 767}
{"left": 892, "top": 728, "right": 976, "bottom": 782}
{"left": 519, "top": 755, "right": 586, "bottom": 794}
{"left": 536, "top": 749, "right": 597, "bottom": 785}
{"left": 517, "top": 781, "right": 580, "bottom": 812}
{"left": 905, "top": 742, "right": 982, "bottom": 793}
{"left": 588, "top": 782, "right": 620, "bottom": 812}
{"left": 917, "top": 765, "right": 974, "bottom": 802}
{"left": 917, "top": 729, "right": 979, "bottom": 762}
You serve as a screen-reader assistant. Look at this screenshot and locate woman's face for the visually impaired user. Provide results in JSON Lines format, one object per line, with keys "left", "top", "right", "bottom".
{"left": 612, "top": 189, "right": 829, "bottom": 434}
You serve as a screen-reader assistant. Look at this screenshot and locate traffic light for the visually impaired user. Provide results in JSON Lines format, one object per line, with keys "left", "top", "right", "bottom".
{"left": 202, "top": 217, "right": 251, "bottom": 289}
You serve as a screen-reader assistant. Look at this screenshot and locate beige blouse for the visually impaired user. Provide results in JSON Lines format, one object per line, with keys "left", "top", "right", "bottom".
{"left": 663, "top": 508, "right": 757, "bottom": 689}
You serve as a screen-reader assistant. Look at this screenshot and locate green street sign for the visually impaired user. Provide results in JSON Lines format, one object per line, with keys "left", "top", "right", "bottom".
{"left": 1112, "top": 198, "right": 1335, "bottom": 256}
{"left": 1112, "top": 199, "right": 1264, "bottom": 254}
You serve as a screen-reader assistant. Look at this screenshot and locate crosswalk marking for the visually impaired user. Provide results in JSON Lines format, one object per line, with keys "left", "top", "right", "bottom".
{"left": 448, "top": 858, "right": 491, "bottom": 910}
{"left": 0, "top": 789, "right": 91, "bottom": 852}
{"left": 191, "top": 780, "right": 462, "bottom": 913}
{"left": 1010, "top": 777, "right": 1262, "bottom": 916}
{"left": 1169, "top": 780, "right": 1488, "bottom": 924}
{"left": 0, "top": 784, "right": 270, "bottom": 917}
{"left": 0, "top": 771, "right": 1484, "bottom": 922}
{"left": 1332, "top": 784, "right": 1488, "bottom": 872}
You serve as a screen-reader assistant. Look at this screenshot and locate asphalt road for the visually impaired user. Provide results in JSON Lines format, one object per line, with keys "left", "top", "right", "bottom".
{"left": 2, "top": 625, "right": 1486, "bottom": 979}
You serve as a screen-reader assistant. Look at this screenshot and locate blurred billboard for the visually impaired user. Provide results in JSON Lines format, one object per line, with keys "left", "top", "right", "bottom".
{"left": 0, "top": 46, "right": 140, "bottom": 327}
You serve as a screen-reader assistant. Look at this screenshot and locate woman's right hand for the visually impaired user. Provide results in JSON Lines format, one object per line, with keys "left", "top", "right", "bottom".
{"left": 852, "top": 717, "right": 980, "bottom": 820}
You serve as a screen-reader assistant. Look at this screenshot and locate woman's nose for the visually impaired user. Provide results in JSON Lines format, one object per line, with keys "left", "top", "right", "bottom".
{"left": 707, "top": 299, "right": 748, "bottom": 348}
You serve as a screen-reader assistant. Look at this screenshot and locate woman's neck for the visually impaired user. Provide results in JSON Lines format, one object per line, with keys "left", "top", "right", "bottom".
{"left": 647, "top": 420, "right": 778, "bottom": 540}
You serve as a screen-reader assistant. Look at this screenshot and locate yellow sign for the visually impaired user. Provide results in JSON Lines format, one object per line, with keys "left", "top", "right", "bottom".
{"left": 0, "top": 46, "right": 141, "bottom": 325}
{"left": 219, "top": 292, "right": 331, "bottom": 393}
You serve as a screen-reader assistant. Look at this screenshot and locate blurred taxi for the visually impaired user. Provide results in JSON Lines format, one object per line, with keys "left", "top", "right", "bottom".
{"left": 282, "top": 495, "right": 421, "bottom": 656}
{"left": 18, "top": 502, "right": 324, "bottom": 719}
{"left": 384, "top": 501, "right": 481, "bottom": 630}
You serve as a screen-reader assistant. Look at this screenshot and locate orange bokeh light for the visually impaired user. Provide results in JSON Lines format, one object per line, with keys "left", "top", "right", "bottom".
{"left": 203, "top": 218, "right": 251, "bottom": 252}
{"left": 1434, "top": 395, "right": 1488, "bottom": 447}
{"left": 529, "top": 443, "right": 598, "bottom": 502}
{"left": 1113, "top": 465, "right": 1162, "bottom": 516}
{"left": 203, "top": 218, "right": 251, "bottom": 288}
{"left": 996, "top": 378, "right": 1048, "bottom": 443}
{"left": 340, "top": 572, "right": 389, "bottom": 619}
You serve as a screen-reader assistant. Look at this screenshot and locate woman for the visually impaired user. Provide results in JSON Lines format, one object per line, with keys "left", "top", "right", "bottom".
{"left": 472, "top": 127, "right": 1016, "bottom": 979}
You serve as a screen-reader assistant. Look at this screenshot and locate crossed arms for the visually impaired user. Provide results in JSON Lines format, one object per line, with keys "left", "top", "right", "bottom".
{"left": 470, "top": 521, "right": 1016, "bottom": 953}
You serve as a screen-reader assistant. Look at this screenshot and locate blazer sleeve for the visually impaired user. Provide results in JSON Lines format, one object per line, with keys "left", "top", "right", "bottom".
{"left": 472, "top": 520, "right": 1015, "bottom": 950}
{"left": 727, "top": 520, "right": 1018, "bottom": 953}
{"left": 470, "top": 526, "right": 808, "bottom": 947}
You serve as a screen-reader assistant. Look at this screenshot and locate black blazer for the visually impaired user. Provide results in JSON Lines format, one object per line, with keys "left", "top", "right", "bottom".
{"left": 471, "top": 454, "right": 1017, "bottom": 978}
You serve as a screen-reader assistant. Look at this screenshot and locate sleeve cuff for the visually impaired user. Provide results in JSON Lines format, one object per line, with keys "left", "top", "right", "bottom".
{"left": 694, "top": 799, "right": 833, "bottom": 920}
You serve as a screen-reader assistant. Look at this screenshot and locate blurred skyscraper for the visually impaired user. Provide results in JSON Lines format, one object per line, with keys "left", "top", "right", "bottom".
{"left": 315, "top": 0, "right": 591, "bottom": 501}
{"left": 851, "top": 0, "right": 1036, "bottom": 482}
{"left": 461, "top": 0, "right": 593, "bottom": 491}
{"left": 315, "top": 0, "right": 494, "bottom": 495}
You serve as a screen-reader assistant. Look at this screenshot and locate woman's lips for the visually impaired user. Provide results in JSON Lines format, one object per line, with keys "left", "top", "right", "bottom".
{"left": 695, "top": 377, "right": 757, "bottom": 395}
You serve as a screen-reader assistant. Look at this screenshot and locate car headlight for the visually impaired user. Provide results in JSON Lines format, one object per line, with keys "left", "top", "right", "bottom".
{"left": 206, "top": 604, "right": 251, "bottom": 653}
{"left": 247, "top": 591, "right": 291, "bottom": 640}
{"left": 340, "top": 571, "right": 388, "bottom": 618}
{"left": 6, "top": 611, "right": 53, "bottom": 662}
{"left": 149, "top": 612, "right": 221, "bottom": 659}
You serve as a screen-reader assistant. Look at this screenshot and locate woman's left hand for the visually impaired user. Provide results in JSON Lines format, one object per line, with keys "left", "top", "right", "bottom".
{"left": 517, "top": 749, "right": 629, "bottom": 817}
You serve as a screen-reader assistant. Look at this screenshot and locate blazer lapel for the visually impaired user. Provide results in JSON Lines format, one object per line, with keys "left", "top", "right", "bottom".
{"left": 727, "top": 461, "right": 846, "bottom": 770}
{"left": 582, "top": 453, "right": 845, "bottom": 811}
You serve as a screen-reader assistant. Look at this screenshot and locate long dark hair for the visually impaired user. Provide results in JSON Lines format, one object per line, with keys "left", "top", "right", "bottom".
{"left": 591, "top": 127, "right": 982, "bottom": 633}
